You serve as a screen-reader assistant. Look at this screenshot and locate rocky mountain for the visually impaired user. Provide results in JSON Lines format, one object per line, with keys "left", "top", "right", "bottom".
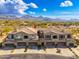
{"left": 0, "top": 14, "right": 79, "bottom": 22}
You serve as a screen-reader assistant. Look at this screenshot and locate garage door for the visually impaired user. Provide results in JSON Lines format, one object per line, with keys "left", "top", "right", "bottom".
{"left": 5, "top": 44, "right": 16, "bottom": 48}
{"left": 17, "top": 42, "right": 26, "bottom": 47}
{"left": 46, "top": 42, "right": 55, "bottom": 48}
{"left": 58, "top": 42, "right": 66, "bottom": 48}
{"left": 29, "top": 42, "right": 37, "bottom": 49}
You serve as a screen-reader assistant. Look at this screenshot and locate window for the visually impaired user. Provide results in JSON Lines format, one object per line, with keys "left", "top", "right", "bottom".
{"left": 8, "top": 34, "right": 14, "bottom": 39}
{"left": 53, "top": 35, "right": 57, "bottom": 39}
{"left": 16, "top": 36, "right": 21, "bottom": 39}
{"left": 24, "top": 36, "right": 28, "bottom": 39}
{"left": 31, "top": 35, "right": 35, "bottom": 39}
{"left": 45, "top": 35, "right": 51, "bottom": 39}
{"left": 16, "top": 34, "right": 22, "bottom": 40}
{"left": 67, "top": 34, "right": 71, "bottom": 38}
{"left": 59, "top": 35, "right": 65, "bottom": 40}
{"left": 11, "top": 34, "right": 14, "bottom": 39}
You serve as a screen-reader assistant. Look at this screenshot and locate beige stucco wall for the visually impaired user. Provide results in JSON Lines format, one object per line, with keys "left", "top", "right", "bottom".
{"left": 3, "top": 31, "right": 77, "bottom": 47}
{"left": 8, "top": 32, "right": 38, "bottom": 41}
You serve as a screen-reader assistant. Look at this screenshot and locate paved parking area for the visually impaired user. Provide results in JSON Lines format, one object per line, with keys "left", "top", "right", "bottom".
{"left": 12, "top": 49, "right": 25, "bottom": 54}
{"left": 0, "top": 49, "right": 12, "bottom": 55}
{"left": 45, "top": 48, "right": 76, "bottom": 58}
{"left": 71, "top": 47, "right": 79, "bottom": 57}
{"left": 58, "top": 48, "right": 75, "bottom": 58}
{"left": 0, "top": 48, "right": 77, "bottom": 59}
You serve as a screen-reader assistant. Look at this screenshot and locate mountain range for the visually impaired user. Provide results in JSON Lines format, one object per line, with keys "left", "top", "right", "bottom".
{"left": 0, "top": 14, "right": 79, "bottom": 22}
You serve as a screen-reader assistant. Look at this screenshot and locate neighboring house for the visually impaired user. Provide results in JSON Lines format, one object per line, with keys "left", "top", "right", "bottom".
{"left": 37, "top": 27, "right": 77, "bottom": 47}
{"left": 2, "top": 27, "right": 77, "bottom": 48}
{"left": 2, "top": 27, "right": 38, "bottom": 48}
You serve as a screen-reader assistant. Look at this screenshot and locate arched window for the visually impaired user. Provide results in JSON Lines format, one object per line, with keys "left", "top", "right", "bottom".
{"left": 59, "top": 35, "right": 65, "bottom": 40}
{"left": 8, "top": 34, "right": 14, "bottom": 39}
{"left": 67, "top": 34, "right": 71, "bottom": 38}
{"left": 53, "top": 35, "right": 57, "bottom": 39}
{"left": 24, "top": 36, "right": 28, "bottom": 39}
{"left": 45, "top": 35, "right": 51, "bottom": 39}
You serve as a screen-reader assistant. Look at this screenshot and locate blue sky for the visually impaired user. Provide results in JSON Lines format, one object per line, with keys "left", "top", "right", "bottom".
{"left": 0, "top": 0, "right": 79, "bottom": 18}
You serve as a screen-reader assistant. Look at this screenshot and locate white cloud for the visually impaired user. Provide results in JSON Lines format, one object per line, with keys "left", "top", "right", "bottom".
{"left": 18, "top": 9, "right": 26, "bottom": 15}
{"left": 43, "top": 8, "right": 47, "bottom": 12}
{"left": 60, "top": 0, "right": 73, "bottom": 7}
{"left": 0, "top": 0, "right": 38, "bottom": 15}
{"left": 0, "top": 0, "right": 5, "bottom": 4}
{"left": 28, "top": 3, "right": 38, "bottom": 8}
{"left": 14, "top": 0, "right": 29, "bottom": 14}
{"left": 29, "top": 11, "right": 35, "bottom": 15}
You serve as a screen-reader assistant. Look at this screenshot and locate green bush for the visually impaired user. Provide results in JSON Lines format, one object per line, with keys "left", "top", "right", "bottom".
{"left": 0, "top": 43, "right": 2, "bottom": 48}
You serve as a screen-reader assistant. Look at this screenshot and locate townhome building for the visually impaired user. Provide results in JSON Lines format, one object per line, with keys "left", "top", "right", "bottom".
{"left": 2, "top": 27, "right": 77, "bottom": 48}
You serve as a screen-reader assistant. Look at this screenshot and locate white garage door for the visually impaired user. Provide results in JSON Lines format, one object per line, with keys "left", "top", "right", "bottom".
{"left": 46, "top": 42, "right": 55, "bottom": 48}
{"left": 29, "top": 42, "right": 37, "bottom": 49}
{"left": 57, "top": 42, "right": 66, "bottom": 48}
{"left": 17, "top": 42, "right": 26, "bottom": 48}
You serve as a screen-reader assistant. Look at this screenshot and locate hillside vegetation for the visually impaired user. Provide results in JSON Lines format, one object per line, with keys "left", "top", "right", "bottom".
{"left": 0, "top": 20, "right": 79, "bottom": 36}
{"left": 0, "top": 20, "right": 79, "bottom": 26}
{"left": 0, "top": 20, "right": 79, "bottom": 44}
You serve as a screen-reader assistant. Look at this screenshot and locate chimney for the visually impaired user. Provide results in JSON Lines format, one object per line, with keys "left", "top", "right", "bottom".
{"left": 37, "top": 30, "right": 44, "bottom": 38}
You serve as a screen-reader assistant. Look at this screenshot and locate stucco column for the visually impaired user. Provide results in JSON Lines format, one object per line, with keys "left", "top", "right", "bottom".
{"left": 38, "top": 41, "right": 41, "bottom": 45}
{"left": 57, "top": 34, "right": 59, "bottom": 40}
{"left": 14, "top": 42, "right": 17, "bottom": 47}
{"left": 55, "top": 42, "right": 58, "bottom": 45}
{"left": 26, "top": 42, "right": 29, "bottom": 46}
{"left": 2, "top": 43, "right": 5, "bottom": 47}
{"left": 44, "top": 42, "right": 46, "bottom": 46}
{"left": 51, "top": 35, "right": 52, "bottom": 40}
{"left": 57, "top": 34, "right": 59, "bottom": 43}
{"left": 65, "top": 35, "right": 68, "bottom": 46}
{"left": 65, "top": 35, "right": 67, "bottom": 40}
